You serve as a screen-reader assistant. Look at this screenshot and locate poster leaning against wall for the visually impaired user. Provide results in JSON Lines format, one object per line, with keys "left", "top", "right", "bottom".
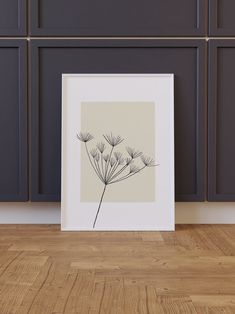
{"left": 61, "top": 74, "right": 174, "bottom": 231}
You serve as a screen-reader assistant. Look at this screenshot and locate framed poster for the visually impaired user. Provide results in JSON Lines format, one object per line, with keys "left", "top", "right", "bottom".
{"left": 61, "top": 74, "right": 174, "bottom": 231}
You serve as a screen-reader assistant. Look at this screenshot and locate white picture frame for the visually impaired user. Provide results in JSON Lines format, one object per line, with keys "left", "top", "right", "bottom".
{"left": 61, "top": 74, "right": 174, "bottom": 231}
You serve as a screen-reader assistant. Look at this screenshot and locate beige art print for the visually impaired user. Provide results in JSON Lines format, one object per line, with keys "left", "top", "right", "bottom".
{"left": 81, "top": 102, "right": 155, "bottom": 200}
{"left": 61, "top": 74, "right": 175, "bottom": 231}
{"left": 79, "top": 102, "right": 157, "bottom": 228}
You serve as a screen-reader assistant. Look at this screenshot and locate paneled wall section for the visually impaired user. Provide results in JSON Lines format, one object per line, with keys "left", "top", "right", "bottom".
{"left": 0, "top": 0, "right": 27, "bottom": 36}
{"left": 0, "top": 40, "right": 27, "bottom": 201}
{"left": 30, "top": 40, "right": 206, "bottom": 201}
{"left": 30, "top": 0, "right": 207, "bottom": 37}
{"left": 208, "top": 40, "right": 235, "bottom": 200}
{"left": 0, "top": 0, "right": 235, "bottom": 201}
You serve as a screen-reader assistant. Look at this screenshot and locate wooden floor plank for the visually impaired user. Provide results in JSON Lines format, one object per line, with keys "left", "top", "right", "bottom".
{"left": 190, "top": 295, "right": 235, "bottom": 307}
{"left": 0, "top": 225, "right": 234, "bottom": 313}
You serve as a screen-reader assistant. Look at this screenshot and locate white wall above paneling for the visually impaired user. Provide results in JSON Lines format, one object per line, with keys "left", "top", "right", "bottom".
{"left": 0, "top": 202, "right": 234, "bottom": 224}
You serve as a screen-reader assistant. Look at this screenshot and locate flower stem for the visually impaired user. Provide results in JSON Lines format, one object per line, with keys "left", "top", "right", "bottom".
{"left": 85, "top": 143, "right": 104, "bottom": 184}
{"left": 104, "top": 147, "right": 114, "bottom": 182}
{"left": 108, "top": 166, "right": 147, "bottom": 185}
{"left": 109, "top": 164, "right": 128, "bottom": 182}
{"left": 93, "top": 184, "right": 107, "bottom": 228}
{"left": 106, "top": 161, "right": 118, "bottom": 182}
{"left": 101, "top": 154, "right": 104, "bottom": 176}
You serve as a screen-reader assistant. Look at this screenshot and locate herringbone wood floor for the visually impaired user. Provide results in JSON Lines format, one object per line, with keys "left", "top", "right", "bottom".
{"left": 0, "top": 225, "right": 234, "bottom": 313}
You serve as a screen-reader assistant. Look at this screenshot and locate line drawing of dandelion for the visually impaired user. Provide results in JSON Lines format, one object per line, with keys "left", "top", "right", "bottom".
{"left": 77, "top": 132, "right": 158, "bottom": 228}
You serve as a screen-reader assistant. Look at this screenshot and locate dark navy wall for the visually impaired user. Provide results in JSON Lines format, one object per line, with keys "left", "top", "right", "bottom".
{"left": 1, "top": 1, "right": 235, "bottom": 201}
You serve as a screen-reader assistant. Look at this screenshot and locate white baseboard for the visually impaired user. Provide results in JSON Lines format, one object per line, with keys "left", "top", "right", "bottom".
{"left": 175, "top": 202, "right": 235, "bottom": 224}
{"left": 0, "top": 203, "right": 61, "bottom": 224}
{"left": 0, "top": 202, "right": 234, "bottom": 224}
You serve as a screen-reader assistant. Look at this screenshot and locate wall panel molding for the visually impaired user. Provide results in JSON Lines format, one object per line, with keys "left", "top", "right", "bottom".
{"left": 209, "top": 0, "right": 235, "bottom": 36}
{"left": 0, "top": 40, "right": 28, "bottom": 201}
{"left": 30, "top": 0, "right": 207, "bottom": 37}
{"left": 30, "top": 39, "right": 206, "bottom": 202}
{"left": 0, "top": 0, "right": 27, "bottom": 36}
{"left": 208, "top": 40, "right": 235, "bottom": 200}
